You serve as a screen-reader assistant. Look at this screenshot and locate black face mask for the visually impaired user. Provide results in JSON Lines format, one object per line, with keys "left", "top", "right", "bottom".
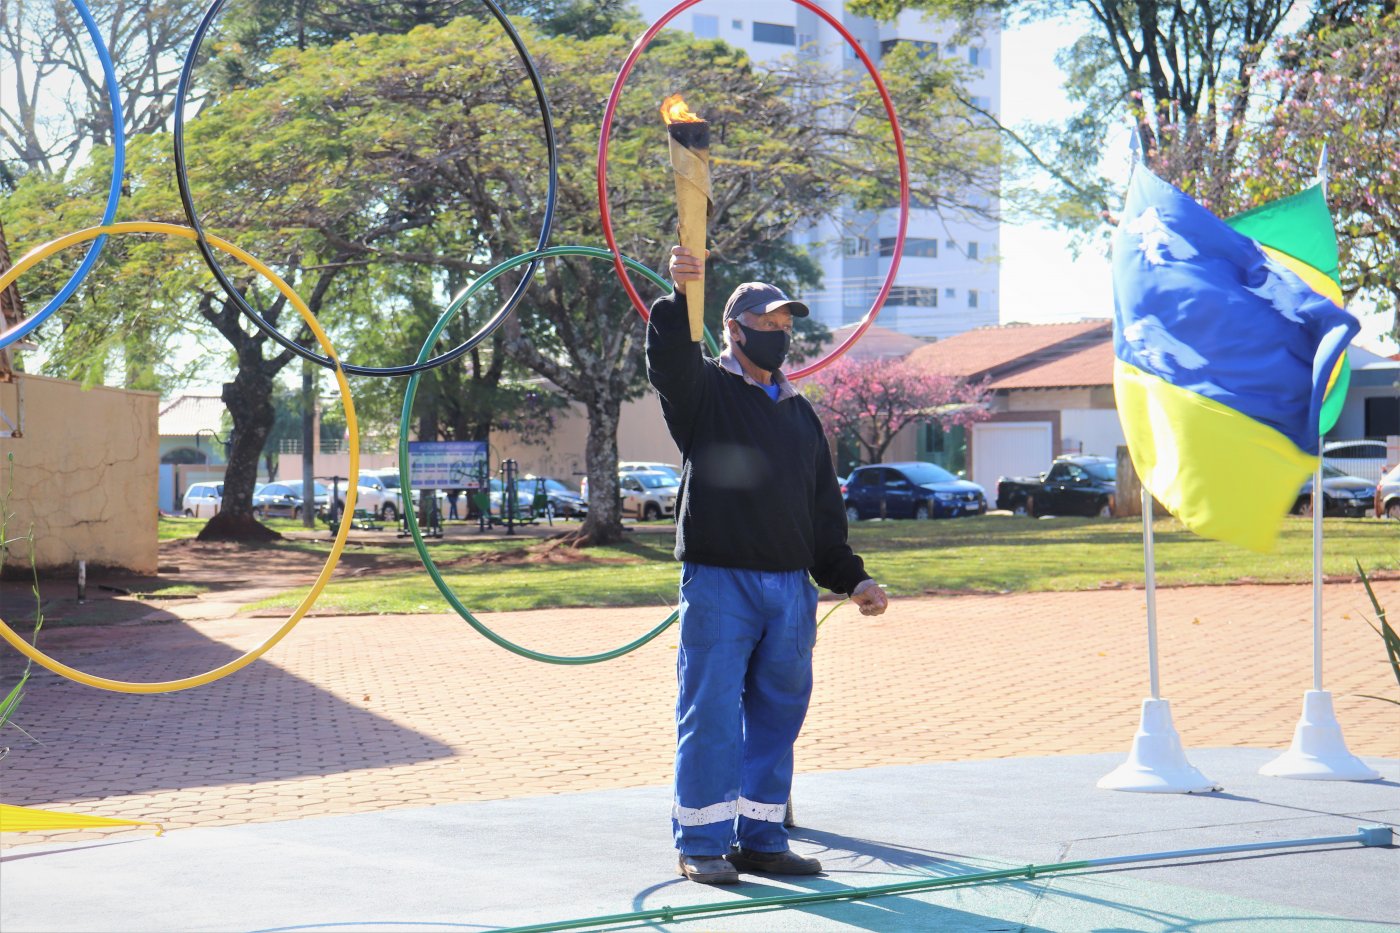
{"left": 737, "top": 323, "right": 790, "bottom": 373}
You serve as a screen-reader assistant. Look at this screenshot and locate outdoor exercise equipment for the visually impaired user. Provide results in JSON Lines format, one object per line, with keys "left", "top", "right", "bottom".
{"left": 398, "top": 245, "right": 720, "bottom": 664}
{"left": 597, "top": 0, "right": 910, "bottom": 380}
{"left": 0, "top": 222, "right": 358, "bottom": 694}
{"left": 500, "top": 825, "right": 1394, "bottom": 933}
{"left": 170, "top": 0, "right": 559, "bottom": 378}
{"left": 0, "top": 0, "right": 124, "bottom": 352}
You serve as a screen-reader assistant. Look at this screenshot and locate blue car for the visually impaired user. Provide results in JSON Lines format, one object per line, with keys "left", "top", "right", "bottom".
{"left": 844, "top": 461, "right": 987, "bottom": 521}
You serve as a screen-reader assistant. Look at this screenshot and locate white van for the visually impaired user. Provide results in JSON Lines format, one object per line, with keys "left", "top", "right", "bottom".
{"left": 182, "top": 482, "right": 223, "bottom": 518}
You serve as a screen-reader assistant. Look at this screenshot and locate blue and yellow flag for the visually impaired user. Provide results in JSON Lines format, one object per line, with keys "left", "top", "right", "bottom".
{"left": 1112, "top": 166, "right": 1360, "bottom": 552}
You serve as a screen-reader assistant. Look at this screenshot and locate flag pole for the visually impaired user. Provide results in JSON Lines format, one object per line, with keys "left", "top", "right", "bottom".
{"left": 1259, "top": 451, "right": 1379, "bottom": 781}
{"left": 1312, "top": 462, "right": 1324, "bottom": 692}
{"left": 1097, "top": 482, "right": 1217, "bottom": 792}
{"left": 1143, "top": 486, "right": 1161, "bottom": 700}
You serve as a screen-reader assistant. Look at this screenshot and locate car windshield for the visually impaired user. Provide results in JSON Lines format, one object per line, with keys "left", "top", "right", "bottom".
{"left": 542, "top": 479, "right": 573, "bottom": 494}
{"left": 1321, "top": 464, "right": 1354, "bottom": 479}
{"left": 636, "top": 473, "right": 679, "bottom": 489}
{"left": 378, "top": 473, "right": 402, "bottom": 490}
{"left": 900, "top": 463, "right": 956, "bottom": 485}
{"left": 284, "top": 480, "right": 328, "bottom": 496}
{"left": 1082, "top": 460, "right": 1117, "bottom": 482}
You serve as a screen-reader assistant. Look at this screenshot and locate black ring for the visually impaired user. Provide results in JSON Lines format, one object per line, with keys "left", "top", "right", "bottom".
{"left": 172, "top": 0, "right": 558, "bottom": 378}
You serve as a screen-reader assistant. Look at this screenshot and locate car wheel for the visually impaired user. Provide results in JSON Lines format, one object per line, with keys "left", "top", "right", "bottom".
{"left": 294, "top": 506, "right": 302, "bottom": 519}
{"left": 1096, "top": 499, "right": 1112, "bottom": 518}
{"left": 183, "top": 508, "right": 193, "bottom": 517}
{"left": 1298, "top": 498, "right": 1314, "bottom": 518}
{"left": 643, "top": 502, "right": 661, "bottom": 521}
{"left": 845, "top": 505, "right": 860, "bottom": 523}
{"left": 1387, "top": 500, "right": 1400, "bottom": 520}
{"left": 381, "top": 502, "right": 398, "bottom": 522}
{"left": 1011, "top": 500, "right": 1028, "bottom": 516}
{"left": 914, "top": 502, "right": 931, "bottom": 520}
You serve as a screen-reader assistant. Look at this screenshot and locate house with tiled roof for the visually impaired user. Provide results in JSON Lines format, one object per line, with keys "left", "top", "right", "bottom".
{"left": 893, "top": 320, "right": 1121, "bottom": 494}
{"left": 157, "top": 394, "right": 230, "bottom": 513}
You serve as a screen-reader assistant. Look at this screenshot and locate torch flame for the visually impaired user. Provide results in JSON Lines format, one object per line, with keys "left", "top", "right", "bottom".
{"left": 661, "top": 94, "right": 703, "bottom": 125}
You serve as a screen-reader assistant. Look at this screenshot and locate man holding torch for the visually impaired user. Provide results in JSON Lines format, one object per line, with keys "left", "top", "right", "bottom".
{"left": 647, "top": 244, "right": 890, "bottom": 885}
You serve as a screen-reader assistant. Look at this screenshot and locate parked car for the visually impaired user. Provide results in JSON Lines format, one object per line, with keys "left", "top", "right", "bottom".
{"left": 353, "top": 472, "right": 398, "bottom": 520}
{"left": 618, "top": 461, "right": 681, "bottom": 480}
{"left": 182, "top": 482, "right": 223, "bottom": 518}
{"left": 254, "top": 480, "right": 330, "bottom": 519}
{"left": 619, "top": 469, "right": 680, "bottom": 521}
{"left": 1376, "top": 463, "right": 1400, "bottom": 520}
{"left": 996, "top": 456, "right": 1117, "bottom": 518}
{"left": 524, "top": 476, "right": 588, "bottom": 518}
{"left": 1322, "top": 439, "right": 1391, "bottom": 485}
{"left": 1295, "top": 464, "right": 1376, "bottom": 517}
{"left": 367, "top": 468, "right": 447, "bottom": 517}
{"left": 844, "top": 462, "right": 986, "bottom": 521}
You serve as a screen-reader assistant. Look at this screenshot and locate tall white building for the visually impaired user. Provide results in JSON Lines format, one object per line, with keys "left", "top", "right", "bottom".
{"left": 631, "top": 0, "right": 1001, "bottom": 340}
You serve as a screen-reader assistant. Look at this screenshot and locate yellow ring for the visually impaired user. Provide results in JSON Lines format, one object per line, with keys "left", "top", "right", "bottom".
{"left": 0, "top": 222, "right": 358, "bottom": 693}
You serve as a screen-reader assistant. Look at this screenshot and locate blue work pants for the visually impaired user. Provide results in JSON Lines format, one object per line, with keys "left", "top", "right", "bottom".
{"left": 672, "top": 563, "right": 818, "bottom": 855}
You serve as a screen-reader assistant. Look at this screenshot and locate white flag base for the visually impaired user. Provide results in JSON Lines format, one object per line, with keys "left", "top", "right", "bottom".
{"left": 1098, "top": 698, "right": 1221, "bottom": 793}
{"left": 1260, "top": 690, "right": 1382, "bottom": 781}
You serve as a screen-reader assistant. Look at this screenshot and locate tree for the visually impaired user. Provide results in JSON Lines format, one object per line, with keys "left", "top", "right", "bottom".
{"left": 802, "top": 356, "right": 989, "bottom": 465}
{"left": 1243, "top": 10, "right": 1400, "bottom": 343}
{"left": 0, "top": 0, "right": 204, "bottom": 185}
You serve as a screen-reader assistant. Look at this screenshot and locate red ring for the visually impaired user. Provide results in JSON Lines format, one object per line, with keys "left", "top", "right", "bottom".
{"left": 596, "top": 0, "right": 910, "bottom": 380}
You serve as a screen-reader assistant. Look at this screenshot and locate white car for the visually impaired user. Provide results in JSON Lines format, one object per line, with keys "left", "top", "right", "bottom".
{"left": 353, "top": 472, "right": 398, "bottom": 520}
{"left": 618, "top": 461, "right": 681, "bottom": 480}
{"left": 619, "top": 470, "right": 680, "bottom": 521}
{"left": 1323, "top": 439, "right": 1392, "bottom": 485}
{"left": 182, "top": 481, "right": 223, "bottom": 518}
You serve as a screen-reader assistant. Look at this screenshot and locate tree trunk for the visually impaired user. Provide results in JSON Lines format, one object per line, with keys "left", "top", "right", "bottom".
{"left": 198, "top": 359, "right": 280, "bottom": 542}
{"left": 569, "top": 393, "right": 625, "bottom": 547}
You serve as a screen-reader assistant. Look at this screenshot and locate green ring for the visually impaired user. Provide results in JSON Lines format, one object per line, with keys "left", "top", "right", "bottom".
{"left": 399, "top": 245, "right": 720, "bottom": 664}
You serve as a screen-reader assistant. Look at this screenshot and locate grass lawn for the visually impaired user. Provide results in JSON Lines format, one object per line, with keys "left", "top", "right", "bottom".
{"left": 243, "top": 514, "right": 1400, "bottom": 615}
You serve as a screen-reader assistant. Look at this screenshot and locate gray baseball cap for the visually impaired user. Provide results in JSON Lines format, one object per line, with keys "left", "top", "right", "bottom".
{"left": 723, "top": 282, "right": 810, "bottom": 322}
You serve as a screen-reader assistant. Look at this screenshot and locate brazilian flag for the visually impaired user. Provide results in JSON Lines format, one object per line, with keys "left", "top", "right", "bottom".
{"left": 1112, "top": 166, "right": 1360, "bottom": 552}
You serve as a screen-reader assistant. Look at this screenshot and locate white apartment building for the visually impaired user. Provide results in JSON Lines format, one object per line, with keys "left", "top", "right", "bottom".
{"left": 631, "top": 0, "right": 1001, "bottom": 340}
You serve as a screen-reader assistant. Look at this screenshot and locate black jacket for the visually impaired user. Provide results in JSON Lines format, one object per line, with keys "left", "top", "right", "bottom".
{"left": 645, "top": 292, "right": 870, "bottom": 595}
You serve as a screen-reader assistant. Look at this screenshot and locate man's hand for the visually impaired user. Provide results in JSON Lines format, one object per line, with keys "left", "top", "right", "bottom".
{"left": 669, "top": 245, "right": 706, "bottom": 294}
{"left": 851, "top": 579, "right": 888, "bottom": 616}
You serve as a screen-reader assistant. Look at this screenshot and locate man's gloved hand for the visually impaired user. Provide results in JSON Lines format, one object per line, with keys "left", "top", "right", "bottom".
{"left": 851, "top": 579, "right": 888, "bottom": 616}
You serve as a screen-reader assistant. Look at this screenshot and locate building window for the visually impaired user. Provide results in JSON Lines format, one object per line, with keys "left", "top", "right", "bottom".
{"left": 879, "top": 236, "right": 937, "bottom": 257}
{"left": 968, "top": 289, "right": 979, "bottom": 308}
{"left": 1366, "top": 395, "right": 1399, "bottom": 437}
{"left": 843, "top": 236, "right": 870, "bottom": 257}
{"left": 732, "top": 19, "right": 743, "bottom": 29}
{"left": 967, "top": 241, "right": 980, "bottom": 260}
{"left": 945, "top": 238, "right": 956, "bottom": 249}
{"left": 693, "top": 13, "right": 719, "bottom": 38}
{"left": 880, "top": 39, "right": 937, "bottom": 58}
{"left": 886, "top": 286, "right": 938, "bottom": 307}
{"left": 969, "top": 95, "right": 992, "bottom": 112}
{"left": 753, "top": 22, "right": 796, "bottom": 45}
{"left": 944, "top": 287, "right": 956, "bottom": 298}
{"left": 968, "top": 47, "right": 988, "bottom": 67}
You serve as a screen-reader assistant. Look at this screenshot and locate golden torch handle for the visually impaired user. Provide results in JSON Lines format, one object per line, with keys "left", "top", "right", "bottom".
{"left": 668, "top": 136, "right": 711, "bottom": 342}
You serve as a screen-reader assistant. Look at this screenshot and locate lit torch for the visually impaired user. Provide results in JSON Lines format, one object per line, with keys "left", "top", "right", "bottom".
{"left": 661, "top": 94, "right": 712, "bottom": 342}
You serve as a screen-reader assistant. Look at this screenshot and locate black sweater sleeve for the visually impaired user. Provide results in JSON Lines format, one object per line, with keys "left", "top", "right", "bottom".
{"left": 645, "top": 292, "right": 707, "bottom": 452}
{"left": 807, "top": 407, "right": 872, "bottom": 595}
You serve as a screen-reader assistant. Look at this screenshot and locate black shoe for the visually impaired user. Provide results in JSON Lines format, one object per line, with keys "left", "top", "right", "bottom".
{"left": 678, "top": 852, "right": 740, "bottom": 885}
{"left": 726, "top": 847, "right": 822, "bottom": 875}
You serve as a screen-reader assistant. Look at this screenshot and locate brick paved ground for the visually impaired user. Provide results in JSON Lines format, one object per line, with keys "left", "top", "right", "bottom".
{"left": 1, "top": 580, "right": 1396, "bottom": 849}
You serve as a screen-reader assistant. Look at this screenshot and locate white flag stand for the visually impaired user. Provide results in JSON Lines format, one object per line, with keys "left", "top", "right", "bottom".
{"left": 1099, "top": 488, "right": 1220, "bottom": 793}
{"left": 1260, "top": 463, "right": 1380, "bottom": 781}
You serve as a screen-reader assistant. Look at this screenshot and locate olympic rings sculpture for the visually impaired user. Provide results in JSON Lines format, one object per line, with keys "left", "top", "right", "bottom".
{"left": 598, "top": 0, "right": 910, "bottom": 380}
{"left": 0, "top": 223, "right": 358, "bottom": 694}
{"left": 0, "top": 0, "right": 124, "bottom": 352}
{"left": 3, "top": 1, "right": 908, "bottom": 689}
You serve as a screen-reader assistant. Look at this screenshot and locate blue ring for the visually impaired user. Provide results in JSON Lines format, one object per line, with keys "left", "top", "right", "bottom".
{"left": 0, "top": 0, "right": 125, "bottom": 350}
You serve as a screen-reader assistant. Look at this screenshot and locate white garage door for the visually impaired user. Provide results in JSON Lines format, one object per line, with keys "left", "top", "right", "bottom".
{"left": 971, "top": 422, "right": 1054, "bottom": 496}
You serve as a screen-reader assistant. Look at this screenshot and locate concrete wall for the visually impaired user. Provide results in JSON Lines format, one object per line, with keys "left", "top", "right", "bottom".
{"left": 0, "top": 374, "right": 159, "bottom": 574}
{"left": 492, "top": 392, "right": 677, "bottom": 482}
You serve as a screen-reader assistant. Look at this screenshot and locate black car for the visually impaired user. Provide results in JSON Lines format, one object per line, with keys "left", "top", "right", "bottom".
{"left": 1295, "top": 464, "right": 1376, "bottom": 517}
{"left": 844, "top": 462, "right": 987, "bottom": 521}
{"left": 997, "top": 456, "right": 1117, "bottom": 518}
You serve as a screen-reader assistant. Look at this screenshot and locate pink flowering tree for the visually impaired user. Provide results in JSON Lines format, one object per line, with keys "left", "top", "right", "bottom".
{"left": 801, "top": 357, "right": 990, "bottom": 466}
{"left": 1241, "top": 12, "right": 1400, "bottom": 343}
